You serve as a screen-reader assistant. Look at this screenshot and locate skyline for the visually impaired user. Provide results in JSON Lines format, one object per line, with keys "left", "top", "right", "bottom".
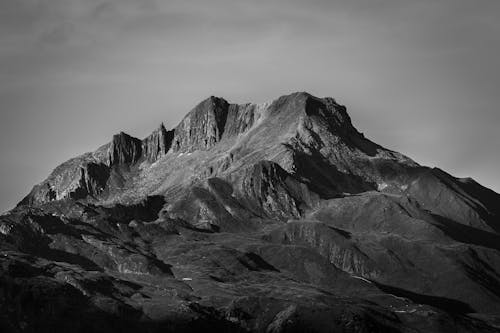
{"left": 1, "top": 0, "right": 499, "bottom": 212}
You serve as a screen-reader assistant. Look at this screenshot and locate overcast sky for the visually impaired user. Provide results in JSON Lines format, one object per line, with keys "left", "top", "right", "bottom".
{"left": 1, "top": 0, "right": 499, "bottom": 212}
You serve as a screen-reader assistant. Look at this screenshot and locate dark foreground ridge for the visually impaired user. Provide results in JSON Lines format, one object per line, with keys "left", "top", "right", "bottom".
{"left": 2, "top": 92, "right": 500, "bottom": 332}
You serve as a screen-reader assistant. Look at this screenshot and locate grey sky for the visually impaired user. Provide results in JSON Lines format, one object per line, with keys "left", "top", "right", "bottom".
{"left": 1, "top": 0, "right": 499, "bottom": 212}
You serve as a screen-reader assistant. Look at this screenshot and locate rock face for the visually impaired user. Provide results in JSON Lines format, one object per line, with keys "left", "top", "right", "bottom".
{"left": 107, "top": 132, "right": 143, "bottom": 165}
{"left": 3, "top": 92, "right": 500, "bottom": 332}
{"left": 142, "top": 123, "right": 174, "bottom": 162}
{"left": 236, "top": 161, "right": 317, "bottom": 220}
{"left": 71, "top": 163, "right": 110, "bottom": 199}
{"left": 172, "top": 96, "right": 230, "bottom": 152}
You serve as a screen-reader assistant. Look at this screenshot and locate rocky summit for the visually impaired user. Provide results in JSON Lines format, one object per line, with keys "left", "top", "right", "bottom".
{"left": 2, "top": 92, "right": 500, "bottom": 332}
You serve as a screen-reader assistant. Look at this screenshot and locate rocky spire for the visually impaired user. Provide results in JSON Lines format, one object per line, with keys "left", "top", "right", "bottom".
{"left": 171, "top": 96, "right": 230, "bottom": 152}
{"left": 142, "top": 123, "right": 174, "bottom": 162}
{"left": 107, "top": 132, "right": 143, "bottom": 166}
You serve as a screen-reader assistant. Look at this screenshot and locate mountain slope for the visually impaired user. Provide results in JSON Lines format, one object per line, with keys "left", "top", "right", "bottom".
{"left": 2, "top": 92, "right": 500, "bottom": 332}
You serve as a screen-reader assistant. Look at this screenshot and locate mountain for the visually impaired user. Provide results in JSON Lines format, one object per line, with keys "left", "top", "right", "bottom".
{"left": 2, "top": 92, "right": 500, "bottom": 332}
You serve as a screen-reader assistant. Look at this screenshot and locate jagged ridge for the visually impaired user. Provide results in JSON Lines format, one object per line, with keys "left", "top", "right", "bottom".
{"left": 20, "top": 92, "right": 417, "bottom": 207}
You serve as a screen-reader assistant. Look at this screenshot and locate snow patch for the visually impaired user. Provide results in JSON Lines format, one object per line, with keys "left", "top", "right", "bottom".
{"left": 352, "top": 276, "right": 372, "bottom": 284}
{"left": 377, "top": 183, "right": 388, "bottom": 191}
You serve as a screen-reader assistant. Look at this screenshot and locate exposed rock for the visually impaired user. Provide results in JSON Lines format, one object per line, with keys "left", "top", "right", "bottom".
{"left": 70, "top": 163, "right": 110, "bottom": 199}
{"left": 18, "top": 162, "right": 111, "bottom": 206}
{"left": 142, "top": 123, "right": 174, "bottom": 162}
{"left": 235, "top": 160, "right": 318, "bottom": 220}
{"left": 221, "top": 103, "right": 264, "bottom": 138}
{"left": 107, "top": 132, "right": 143, "bottom": 166}
{"left": 172, "top": 96, "right": 229, "bottom": 152}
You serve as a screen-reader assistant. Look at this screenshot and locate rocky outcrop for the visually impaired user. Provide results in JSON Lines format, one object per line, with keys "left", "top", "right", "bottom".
{"left": 162, "top": 181, "right": 247, "bottom": 232}
{"left": 142, "top": 123, "right": 174, "bottom": 162}
{"left": 234, "top": 161, "right": 318, "bottom": 220}
{"left": 172, "top": 96, "right": 230, "bottom": 152}
{"left": 19, "top": 161, "right": 111, "bottom": 206}
{"left": 18, "top": 183, "right": 57, "bottom": 206}
{"left": 221, "top": 103, "right": 265, "bottom": 138}
{"left": 282, "top": 93, "right": 418, "bottom": 197}
{"left": 159, "top": 160, "right": 319, "bottom": 230}
{"left": 70, "top": 163, "right": 110, "bottom": 199}
{"left": 107, "top": 132, "right": 143, "bottom": 166}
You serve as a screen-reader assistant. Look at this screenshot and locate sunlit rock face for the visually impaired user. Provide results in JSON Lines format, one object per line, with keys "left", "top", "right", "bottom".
{"left": 107, "top": 131, "right": 143, "bottom": 166}
{"left": 171, "top": 96, "right": 230, "bottom": 152}
{"left": 4, "top": 92, "right": 500, "bottom": 332}
{"left": 142, "top": 123, "right": 174, "bottom": 162}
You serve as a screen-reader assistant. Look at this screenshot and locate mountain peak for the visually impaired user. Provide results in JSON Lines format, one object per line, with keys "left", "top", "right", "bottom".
{"left": 207, "top": 95, "right": 228, "bottom": 103}
{"left": 142, "top": 122, "right": 174, "bottom": 162}
{"left": 108, "top": 131, "right": 142, "bottom": 165}
{"left": 171, "top": 95, "right": 230, "bottom": 152}
{"left": 20, "top": 91, "right": 416, "bottom": 207}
